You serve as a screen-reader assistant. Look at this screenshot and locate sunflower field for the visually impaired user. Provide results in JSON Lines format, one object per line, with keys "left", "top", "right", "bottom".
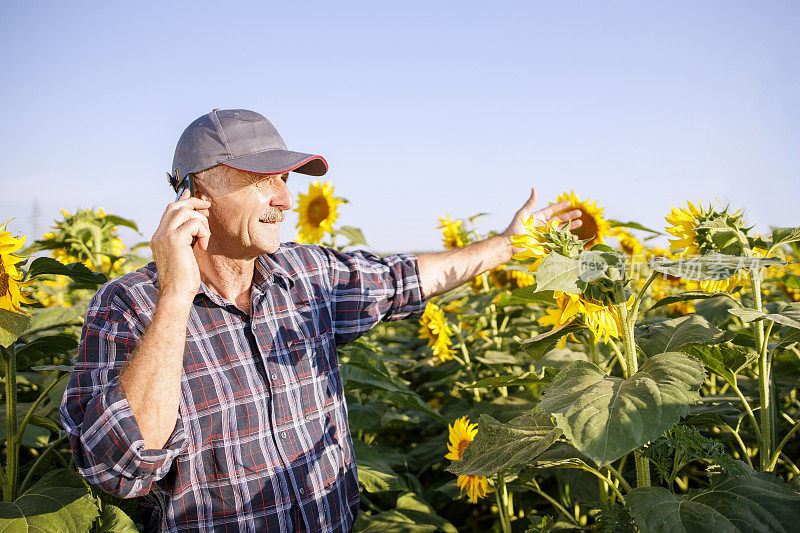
{"left": 1, "top": 181, "right": 799, "bottom": 532}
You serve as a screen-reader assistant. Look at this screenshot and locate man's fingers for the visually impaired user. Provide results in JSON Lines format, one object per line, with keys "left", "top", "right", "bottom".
{"left": 535, "top": 199, "right": 572, "bottom": 219}
{"left": 553, "top": 209, "right": 582, "bottom": 222}
{"left": 569, "top": 219, "right": 583, "bottom": 230}
{"left": 166, "top": 196, "right": 212, "bottom": 213}
{"left": 164, "top": 209, "right": 208, "bottom": 232}
{"left": 177, "top": 218, "right": 211, "bottom": 247}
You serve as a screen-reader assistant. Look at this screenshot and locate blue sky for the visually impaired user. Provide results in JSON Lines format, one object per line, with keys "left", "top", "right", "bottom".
{"left": 1, "top": 1, "right": 797, "bottom": 253}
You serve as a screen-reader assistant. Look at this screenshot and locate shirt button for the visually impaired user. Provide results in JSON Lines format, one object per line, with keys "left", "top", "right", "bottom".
{"left": 298, "top": 488, "right": 304, "bottom": 495}
{"left": 281, "top": 431, "right": 288, "bottom": 439}
{"left": 271, "top": 373, "right": 277, "bottom": 380}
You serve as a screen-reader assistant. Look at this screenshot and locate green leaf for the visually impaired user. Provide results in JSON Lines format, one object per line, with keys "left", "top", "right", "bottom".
{"left": 28, "top": 413, "right": 62, "bottom": 434}
{"left": 446, "top": 411, "right": 561, "bottom": 476}
{"left": 649, "top": 253, "right": 783, "bottom": 281}
{"left": 0, "top": 309, "right": 31, "bottom": 348}
{"left": 473, "top": 350, "right": 521, "bottom": 365}
{"left": 635, "top": 314, "right": 726, "bottom": 357}
{"left": 463, "top": 371, "right": 544, "bottom": 390}
{"left": 538, "top": 353, "right": 706, "bottom": 465}
{"left": 105, "top": 215, "right": 139, "bottom": 232}
{"left": 495, "top": 287, "right": 555, "bottom": 308}
{"left": 25, "top": 306, "right": 81, "bottom": 334}
{"left": 728, "top": 302, "right": 800, "bottom": 330}
{"left": 26, "top": 257, "right": 107, "bottom": 285}
{"left": 535, "top": 254, "right": 581, "bottom": 293}
{"left": 394, "top": 493, "right": 458, "bottom": 532}
{"left": 771, "top": 226, "right": 800, "bottom": 250}
{"left": 683, "top": 345, "right": 751, "bottom": 386}
{"left": 347, "top": 401, "right": 384, "bottom": 432}
{"left": 519, "top": 321, "right": 584, "bottom": 360}
{"left": 627, "top": 463, "right": 800, "bottom": 533}
{"left": 94, "top": 503, "right": 139, "bottom": 533}
{"left": 16, "top": 334, "right": 78, "bottom": 367}
{"left": 334, "top": 226, "right": 368, "bottom": 247}
{"left": 353, "top": 440, "right": 402, "bottom": 493}
{"left": 608, "top": 219, "right": 662, "bottom": 235}
{"left": 353, "top": 510, "right": 438, "bottom": 532}
{"left": 0, "top": 469, "right": 100, "bottom": 532}
{"left": 648, "top": 291, "right": 738, "bottom": 311}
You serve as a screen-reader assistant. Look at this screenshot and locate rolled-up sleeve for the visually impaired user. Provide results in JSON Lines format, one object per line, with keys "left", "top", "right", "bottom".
{"left": 59, "top": 284, "right": 187, "bottom": 498}
{"left": 322, "top": 247, "right": 428, "bottom": 345}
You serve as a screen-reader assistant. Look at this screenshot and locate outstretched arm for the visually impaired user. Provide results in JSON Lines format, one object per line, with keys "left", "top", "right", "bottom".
{"left": 416, "top": 188, "right": 582, "bottom": 298}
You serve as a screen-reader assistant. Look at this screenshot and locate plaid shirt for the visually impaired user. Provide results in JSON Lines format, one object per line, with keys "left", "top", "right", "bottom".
{"left": 60, "top": 243, "right": 427, "bottom": 532}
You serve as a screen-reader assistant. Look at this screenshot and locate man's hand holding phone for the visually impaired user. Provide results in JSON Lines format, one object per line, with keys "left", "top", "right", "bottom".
{"left": 150, "top": 189, "right": 211, "bottom": 301}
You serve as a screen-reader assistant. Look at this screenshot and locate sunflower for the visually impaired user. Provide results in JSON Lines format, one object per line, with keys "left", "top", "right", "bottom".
{"left": 418, "top": 302, "right": 457, "bottom": 362}
{"left": 664, "top": 201, "right": 707, "bottom": 256}
{"left": 37, "top": 208, "right": 127, "bottom": 274}
{"left": 438, "top": 215, "right": 468, "bottom": 249}
{"left": 294, "top": 180, "right": 344, "bottom": 244}
{"left": 445, "top": 416, "right": 492, "bottom": 503}
{"left": 0, "top": 223, "right": 35, "bottom": 315}
{"left": 553, "top": 191, "right": 611, "bottom": 248}
{"left": 538, "top": 291, "right": 625, "bottom": 345}
{"left": 509, "top": 217, "right": 567, "bottom": 272}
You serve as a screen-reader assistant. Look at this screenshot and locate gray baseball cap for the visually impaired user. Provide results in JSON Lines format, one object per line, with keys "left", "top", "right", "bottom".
{"left": 168, "top": 108, "right": 328, "bottom": 190}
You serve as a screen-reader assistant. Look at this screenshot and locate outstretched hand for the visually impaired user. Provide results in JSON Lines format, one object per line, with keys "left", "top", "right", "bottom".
{"left": 500, "top": 188, "right": 583, "bottom": 258}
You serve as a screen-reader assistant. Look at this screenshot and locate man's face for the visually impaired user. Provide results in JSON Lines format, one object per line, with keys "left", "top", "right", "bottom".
{"left": 198, "top": 166, "right": 293, "bottom": 258}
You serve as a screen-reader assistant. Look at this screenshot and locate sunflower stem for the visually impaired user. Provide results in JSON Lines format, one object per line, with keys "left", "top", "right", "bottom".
{"left": 749, "top": 267, "right": 773, "bottom": 470}
{"left": 612, "top": 283, "right": 637, "bottom": 378}
{"left": 480, "top": 273, "right": 501, "bottom": 348}
{"left": 630, "top": 271, "right": 659, "bottom": 324}
{"left": 612, "top": 281, "right": 651, "bottom": 487}
{"left": 495, "top": 471, "right": 512, "bottom": 533}
{"left": 2, "top": 344, "right": 19, "bottom": 501}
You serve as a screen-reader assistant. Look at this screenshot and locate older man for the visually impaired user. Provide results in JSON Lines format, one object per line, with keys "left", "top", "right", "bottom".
{"left": 61, "top": 109, "right": 581, "bottom": 532}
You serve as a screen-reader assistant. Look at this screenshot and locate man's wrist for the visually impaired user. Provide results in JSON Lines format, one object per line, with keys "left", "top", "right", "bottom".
{"left": 494, "top": 233, "right": 515, "bottom": 263}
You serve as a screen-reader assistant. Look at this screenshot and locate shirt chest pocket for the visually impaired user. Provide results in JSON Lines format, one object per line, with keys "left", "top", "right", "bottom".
{"left": 279, "top": 332, "right": 338, "bottom": 418}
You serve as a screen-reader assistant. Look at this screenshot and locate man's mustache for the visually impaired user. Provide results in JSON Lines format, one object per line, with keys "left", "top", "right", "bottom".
{"left": 260, "top": 209, "right": 285, "bottom": 223}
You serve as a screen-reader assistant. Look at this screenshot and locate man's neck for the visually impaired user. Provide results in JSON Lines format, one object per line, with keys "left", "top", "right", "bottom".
{"left": 194, "top": 249, "right": 257, "bottom": 315}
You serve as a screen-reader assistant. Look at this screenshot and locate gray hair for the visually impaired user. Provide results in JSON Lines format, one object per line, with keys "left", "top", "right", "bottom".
{"left": 194, "top": 165, "right": 231, "bottom": 193}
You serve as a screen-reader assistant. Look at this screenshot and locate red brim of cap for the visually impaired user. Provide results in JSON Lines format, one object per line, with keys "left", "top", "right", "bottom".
{"left": 220, "top": 149, "right": 328, "bottom": 176}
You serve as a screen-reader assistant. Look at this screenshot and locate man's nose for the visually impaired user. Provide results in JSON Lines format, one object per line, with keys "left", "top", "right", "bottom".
{"left": 272, "top": 177, "right": 293, "bottom": 211}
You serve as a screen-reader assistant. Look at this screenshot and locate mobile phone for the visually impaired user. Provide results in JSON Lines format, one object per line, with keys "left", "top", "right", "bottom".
{"left": 174, "top": 173, "right": 198, "bottom": 246}
{"left": 175, "top": 173, "right": 195, "bottom": 201}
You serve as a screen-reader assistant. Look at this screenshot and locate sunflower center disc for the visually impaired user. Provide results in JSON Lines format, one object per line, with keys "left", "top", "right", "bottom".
{"left": 308, "top": 197, "right": 330, "bottom": 226}
{"left": 0, "top": 273, "right": 9, "bottom": 297}
{"left": 576, "top": 208, "right": 598, "bottom": 241}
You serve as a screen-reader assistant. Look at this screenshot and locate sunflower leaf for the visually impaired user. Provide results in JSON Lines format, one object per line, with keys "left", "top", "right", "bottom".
{"left": 771, "top": 227, "right": 800, "bottom": 250}
{"left": 635, "top": 314, "right": 726, "bottom": 357}
{"left": 0, "top": 309, "right": 31, "bottom": 348}
{"left": 463, "top": 371, "right": 545, "bottom": 390}
{"left": 494, "top": 287, "right": 555, "bottom": 308}
{"left": 334, "top": 226, "right": 368, "bottom": 247}
{"left": 649, "top": 253, "right": 783, "bottom": 281}
{"left": 682, "top": 345, "right": 751, "bottom": 386}
{"left": 446, "top": 411, "right": 561, "bottom": 476}
{"left": 728, "top": 302, "right": 800, "bottom": 330}
{"left": 535, "top": 254, "right": 581, "bottom": 293}
{"left": 626, "top": 462, "right": 800, "bottom": 532}
{"left": 519, "top": 321, "right": 584, "bottom": 360}
{"left": 538, "top": 353, "right": 705, "bottom": 465}
{"left": 0, "top": 469, "right": 99, "bottom": 531}
{"left": 26, "top": 257, "right": 107, "bottom": 285}
{"left": 608, "top": 219, "right": 662, "bottom": 235}
{"left": 104, "top": 215, "right": 139, "bottom": 233}
{"left": 649, "top": 291, "right": 740, "bottom": 311}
